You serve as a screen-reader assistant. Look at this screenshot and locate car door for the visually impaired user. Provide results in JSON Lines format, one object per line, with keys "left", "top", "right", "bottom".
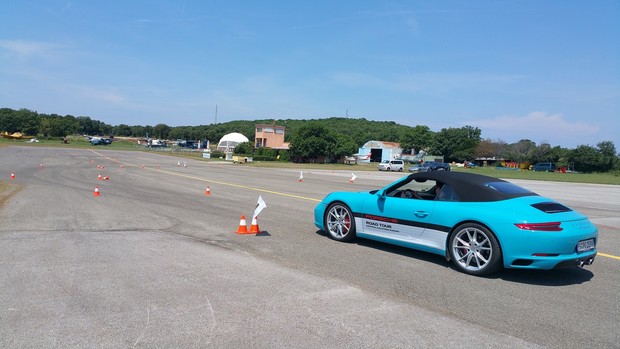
{"left": 415, "top": 184, "right": 462, "bottom": 252}
{"left": 360, "top": 193, "right": 435, "bottom": 242}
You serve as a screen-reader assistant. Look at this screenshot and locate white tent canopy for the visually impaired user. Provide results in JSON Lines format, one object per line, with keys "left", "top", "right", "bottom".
{"left": 217, "top": 132, "right": 249, "bottom": 151}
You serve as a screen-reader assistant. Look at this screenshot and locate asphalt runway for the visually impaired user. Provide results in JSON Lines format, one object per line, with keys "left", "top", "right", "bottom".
{"left": 1, "top": 147, "right": 618, "bottom": 348}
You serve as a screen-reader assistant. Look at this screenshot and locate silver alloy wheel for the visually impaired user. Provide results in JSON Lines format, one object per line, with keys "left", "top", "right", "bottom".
{"left": 325, "top": 204, "right": 354, "bottom": 240}
{"left": 451, "top": 226, "right": 493, "bottom": 272}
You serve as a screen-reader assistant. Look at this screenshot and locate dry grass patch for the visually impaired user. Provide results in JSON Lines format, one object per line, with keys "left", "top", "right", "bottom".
{"left": 0, "top": 180, "right": 21, "bottom": 209}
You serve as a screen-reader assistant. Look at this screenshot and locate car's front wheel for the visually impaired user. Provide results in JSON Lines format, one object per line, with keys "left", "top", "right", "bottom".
{"left": 448, "top": 223, "right": 502, "bottom": 276}
{"left": 324, "top": 202, "right": 356, "bottom": 241}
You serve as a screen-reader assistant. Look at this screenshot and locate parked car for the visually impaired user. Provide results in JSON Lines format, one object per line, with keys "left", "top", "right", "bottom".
{"left": 378, "top": 160, "right": 405, "bottom": 172}
{"left": 89, "top": 137, "right": 112, "bottom": 145}
{"left": 409, "top": 161, "right": 450, "bottom": 172}
{"left": 464, "top": 161, "right": 477, "bottom": 168}
{"left": 532, "top": 162, "right": 556, "bottom": 172}
{"left": 314, "top": 171, "right": 597, "bottom": 276}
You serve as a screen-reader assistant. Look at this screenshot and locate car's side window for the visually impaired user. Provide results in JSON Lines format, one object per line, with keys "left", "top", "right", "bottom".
{"left": 387, "top": 182, "right": 410, "bottom": 198}
{"left": 391, "top": 180, "right": 436, "bottom": 200}
{"left": 435, "top": 184, "right": 459, "bottom": 201}
{"left": 412, "top": 180, "right": 435, "bottom": 194}
{"left": 388, "top": 179, "right": 458, "bottom": 200}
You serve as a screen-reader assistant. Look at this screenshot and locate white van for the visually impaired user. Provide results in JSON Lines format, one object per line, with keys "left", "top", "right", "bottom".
{"left": 378, "top": 160, "right": 405, "bottom": 171}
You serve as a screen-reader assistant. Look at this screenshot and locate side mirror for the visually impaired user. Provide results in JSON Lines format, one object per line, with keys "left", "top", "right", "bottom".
{"left": 376, "top": 189, "right": 387, "bottom": 199}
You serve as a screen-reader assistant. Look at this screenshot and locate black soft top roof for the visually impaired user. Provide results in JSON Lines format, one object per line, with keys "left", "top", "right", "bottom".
{"left": 406, "top": 171, "right": 538, "bottom": 202}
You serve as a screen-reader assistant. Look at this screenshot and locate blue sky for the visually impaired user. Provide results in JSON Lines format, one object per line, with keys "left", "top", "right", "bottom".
{"left": 1, "top": 1, "right": 618, "bottom": 149}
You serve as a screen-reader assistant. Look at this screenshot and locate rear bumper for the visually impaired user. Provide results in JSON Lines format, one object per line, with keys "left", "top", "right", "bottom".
{"left": 553, "top": 253, "right": 596, "bottom": 269}
{"left": 507, "top": 251, "right": 597, "bottom": 270}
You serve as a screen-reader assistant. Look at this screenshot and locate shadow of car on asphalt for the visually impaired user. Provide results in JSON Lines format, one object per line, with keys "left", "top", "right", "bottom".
{"left": 315, "top": 230, "right": 595, "bottom": 285}
{"left": 497, "top": 267, "right": 594, "bottom": 286}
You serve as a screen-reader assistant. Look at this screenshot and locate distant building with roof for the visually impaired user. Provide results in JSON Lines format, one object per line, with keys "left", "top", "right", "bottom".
{"left": 217, "top": 132, "right": 249, "bottom": 152}
{"left": 357, "top": 140, "right": 403, "bottom": 163}
{"left": 255, "top": 124, "right": 289, "bottom": 149}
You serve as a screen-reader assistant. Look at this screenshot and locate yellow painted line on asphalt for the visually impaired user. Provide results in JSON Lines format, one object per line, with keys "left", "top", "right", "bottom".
{"left": 89, "top": 149, "right": 322, "bottom": 202}
{"left": 597, "top": 252, "right": 620, "bottom": 260}
{"left": 156, "top": 167, "right": 322, "bottom": 202}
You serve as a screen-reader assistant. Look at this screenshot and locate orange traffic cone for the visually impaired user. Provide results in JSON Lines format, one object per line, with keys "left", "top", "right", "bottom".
{"left": 98, "top": 174, "right": 102, "bottom": 180}
{"left": 204, "top": 186, "right": 211, "bottom": 196}
{"left": 10, "top": 173, "right": 15, "bottom": 180}
{"left": 236, "top": 215, "right": 249, "bottom": 234}
{"left": 93, "top": 185, "right": 101, "bottom": 197}
{"left": 249, "top": 216, "right": 261, "bottom": 234}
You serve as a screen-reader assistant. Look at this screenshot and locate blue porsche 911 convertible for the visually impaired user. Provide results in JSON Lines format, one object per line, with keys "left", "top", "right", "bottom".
{"left": 314, "top": 172, "right": 597, "bottom": 276}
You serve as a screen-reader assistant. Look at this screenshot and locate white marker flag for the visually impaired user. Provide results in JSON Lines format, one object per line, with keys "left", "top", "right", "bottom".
{"left": 253, "top": 195, "right": 267, "bottom": 219}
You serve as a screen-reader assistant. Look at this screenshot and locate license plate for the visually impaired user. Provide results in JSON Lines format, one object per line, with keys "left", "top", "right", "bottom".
{"left": 577, "top": 239, "right": 595, "bottom": 252}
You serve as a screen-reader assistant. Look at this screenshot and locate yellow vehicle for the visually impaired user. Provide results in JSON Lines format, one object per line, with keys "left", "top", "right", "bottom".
{"left": 232, "top": 155, "right": 252, "bottom": 163}
{"left": 1, "top": 131, "right": 34, "bottom": 140}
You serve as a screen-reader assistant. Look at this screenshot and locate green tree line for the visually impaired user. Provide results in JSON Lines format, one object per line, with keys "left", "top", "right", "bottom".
{"left": 1, "top": 107, "right": 618, "bottom": 172}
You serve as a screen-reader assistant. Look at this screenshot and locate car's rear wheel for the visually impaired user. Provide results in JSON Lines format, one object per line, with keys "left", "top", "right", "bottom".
{"left": 324, "top": 202, "right": 356, "bottom": 241}
{"left": 448, "top": 223, "right": 502, "bottom": 276}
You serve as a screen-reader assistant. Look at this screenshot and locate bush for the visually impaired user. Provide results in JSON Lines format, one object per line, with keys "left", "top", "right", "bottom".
{"left": 210, "top": 150, "right": 225, "bottom": 158}
{"left": 255, "top": 147, "right": 277, "bottom": 158}
{"left": 277, "top": 150, "right": 291, "bottom": 162}
{"left": 253, "top": 155, "right": 277, "bottom": 161}
{"left": 234, "top": 142, "right": 254, "bottom": 155}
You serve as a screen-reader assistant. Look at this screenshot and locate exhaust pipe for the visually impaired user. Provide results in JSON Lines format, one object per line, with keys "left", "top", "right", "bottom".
{"left": 578, "top": 257, "right": 595, "bottom": 268}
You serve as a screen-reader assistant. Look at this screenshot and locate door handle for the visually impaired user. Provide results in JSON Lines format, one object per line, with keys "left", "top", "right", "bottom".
{"left": 414, "top": 211, "right": 429, "bottom": 218}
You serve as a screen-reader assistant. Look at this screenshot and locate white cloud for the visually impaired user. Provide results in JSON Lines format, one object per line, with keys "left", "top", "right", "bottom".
{"left": 466, "top": 111, "right": 599, "bottom": 145}
{"left": 0, "top": 40, "right": 62, "bottom": 57}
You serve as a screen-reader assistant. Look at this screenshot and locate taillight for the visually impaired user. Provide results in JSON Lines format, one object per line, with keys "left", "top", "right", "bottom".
{"left": 514, "top": 222, "right": 563, "bottom": 231}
